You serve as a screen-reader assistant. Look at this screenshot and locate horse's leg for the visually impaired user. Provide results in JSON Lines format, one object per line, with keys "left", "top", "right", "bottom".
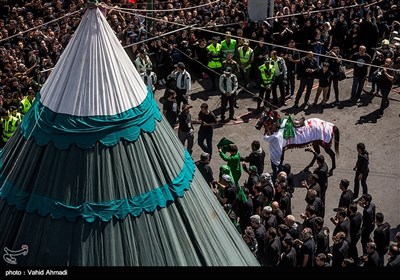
{"left": 323, "top": 145, "right": 336, "bottom": 176}
{"left": 304, "top": 142, "right": 320, "bottom": 171}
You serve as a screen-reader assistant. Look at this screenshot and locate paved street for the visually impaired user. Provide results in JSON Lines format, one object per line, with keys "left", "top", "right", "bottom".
{"left": 154, "top": 71, "right": 400, "bottom": 245}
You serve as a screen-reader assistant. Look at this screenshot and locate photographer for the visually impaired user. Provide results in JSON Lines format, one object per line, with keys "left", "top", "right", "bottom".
{"left": 376, "top": 58, "right": 395, "bottom": 118}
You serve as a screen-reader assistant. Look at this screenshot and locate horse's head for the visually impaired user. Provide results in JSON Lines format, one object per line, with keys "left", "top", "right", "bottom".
{"left": 255, "top": 109, "right": 281, "bottom": 135}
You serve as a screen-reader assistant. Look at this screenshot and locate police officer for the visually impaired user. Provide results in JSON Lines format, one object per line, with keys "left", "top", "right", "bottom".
{"left": 175, "top": 62, "right": 191, "bottom": 114}
{"left": 207, "top": 36, "right": 222, "bottom": 90}
{"left": 140, "top": 66, "right": 157, "bottom": 93}
{"left": 20, "top": 87, "right": 35, "bottom": 114}
{"left": 257, "top": 59, "right": 275, "bottom": 113}
{"left": 237, "top": 39, "right": 254, "bottom": 89}
{"left": 2, "top": 106, "right": 20, "bottom": 145}
{"left": 219, "top": 67, "right": 239, "bottom": 122}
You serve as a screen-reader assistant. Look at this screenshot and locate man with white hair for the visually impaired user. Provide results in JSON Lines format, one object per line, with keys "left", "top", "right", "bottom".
{"left": 260, "top": 173, "right": 274, "bottom": 207}
{"left": 285, "top": 215, "right": 300, "bottom": 240}
{"left": 250, "top": 214, "right": 267, "bottom": 265}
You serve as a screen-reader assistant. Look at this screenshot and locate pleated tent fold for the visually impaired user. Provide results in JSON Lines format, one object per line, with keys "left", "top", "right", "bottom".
{"left": 0, "top": 6, "right": 259, "bottom": 266}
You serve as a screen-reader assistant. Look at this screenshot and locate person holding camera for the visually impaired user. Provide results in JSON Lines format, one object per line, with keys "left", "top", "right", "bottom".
{"left": 376, "top": 58, "right": 395, "bottom": 118}
{"left": 256, "top": 59, "right": 275, "bottom": 113}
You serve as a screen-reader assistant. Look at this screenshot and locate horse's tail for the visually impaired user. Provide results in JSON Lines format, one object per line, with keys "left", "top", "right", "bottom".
{"left": 334, "top": 126, "right": 340, "bottom": 156}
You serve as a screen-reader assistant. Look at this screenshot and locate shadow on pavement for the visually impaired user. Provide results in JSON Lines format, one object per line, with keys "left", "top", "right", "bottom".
{"left": 292, "top": 169, "right": 312, "bottom": 189}
{"left": 355, "top": 109, "right": 380, "bottom": 124}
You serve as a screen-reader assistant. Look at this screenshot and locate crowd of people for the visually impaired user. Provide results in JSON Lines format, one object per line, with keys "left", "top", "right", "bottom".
{"left": 0, "top": 0, "right": 399, "bottom": 267}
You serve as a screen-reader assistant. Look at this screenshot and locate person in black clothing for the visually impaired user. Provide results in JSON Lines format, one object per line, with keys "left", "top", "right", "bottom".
{"left": 177, "top": 104, "right": 194, "bottom": 155}
{"left": 281, "top": 163, "right": 294, "bottom": 197}
{"left": 305, "top": 189, "right": 324, "bottom": 218}
{"left": 263, "top": 227, "right": 281, "bottom": 267}
{"left": 294, "top": 51, "right": 319, "bottom": 108}
{"left": 373, "top": 212, "right": 391, "bottom": 267}
{"left": 295, "top": 227, "right": 316, "bottom": 267}
{"left": 326, "top": 46, "right": 343, "bottom": 106}
{"left": 350, "top": 45, "right": 372, "bottom": 103}
{"left": 376, "top": 58, "right": 395, "bottom": 118}
{"left": 195, "top": 152, "right": 214, "bottom": 188}
{"left": 276, "top": 181, "right": 292, "bottom": 217}
{"left": 361, "top": 242, "right": 379, "bottom": 267}
{"left": 162, "top": 89, "right": 178, "bottom": 128}
{"left": 282, "top": 40, "right": 300, "bottom": 99}
{"left": 338, "top": 179, "right": 353, "bottom": 210}
{"left": 359, "top": 194, "right": 376, "bottom": 255}
{"left": 250, "top": 214, "right": 267, "bottom": 265}
{"left": 237, "top": 188, "right": 254, "bottom": 233}
{"left": 279, "top": 236, "right": 297, "bottom": 267}
{"left": 260, "top": 173, "right": 275, "bottom": 207}
{"left": 315, "top": 217, "right": 330, "bottom": 255}
{"left": 240, "top": 140, "right": 266, "bottom": 175}
{"left": 387, "top": 245, "right": 400, "bottom": 267}
{"left": 301, "top": 173, "right": 321, "bottom": 199}
{"left": 313, "top": 154, "right": 329, "bottom": 205}
{"left": 348, "top": 203, "right": 363, "bottom": 265}
{"left": 353, "top": 143, "right": 369, "bottom": 199}
{"left": 331, "top": 231, "right": 349, "bottom": 267}
{"left": 313, "top": 62, "right": 333, "bottom": 107}
{"left": 197, "top": 103, "right": 217, "bottom": 159}
{"left": 331, "top": 208, "right": 351, "bottom": 245}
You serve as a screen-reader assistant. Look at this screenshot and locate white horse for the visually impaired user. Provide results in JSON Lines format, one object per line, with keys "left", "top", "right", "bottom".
{"left": 256, "top": 110, "right": 340, "bottom": 175}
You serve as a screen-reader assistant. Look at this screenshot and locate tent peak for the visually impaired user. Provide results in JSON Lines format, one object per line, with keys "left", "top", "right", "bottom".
{"left": 86, "top": 0, "right": 98, "bottom": 9}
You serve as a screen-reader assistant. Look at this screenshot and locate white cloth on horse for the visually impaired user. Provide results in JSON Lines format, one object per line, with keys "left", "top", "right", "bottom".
{"left": 263, "top": 118, "right": 334, "bottom": 166}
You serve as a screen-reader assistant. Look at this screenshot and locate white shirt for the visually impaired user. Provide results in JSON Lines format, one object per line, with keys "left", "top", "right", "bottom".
{"left": 176, "top": 70, "right": 191, "bottom": 95}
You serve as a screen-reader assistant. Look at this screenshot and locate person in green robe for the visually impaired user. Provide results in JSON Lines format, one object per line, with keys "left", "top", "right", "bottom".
{"left": 219, "top": 144, "right": 242, "bottom": 185}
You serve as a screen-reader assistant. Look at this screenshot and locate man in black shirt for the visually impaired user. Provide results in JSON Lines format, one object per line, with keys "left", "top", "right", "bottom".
{"left": 377, "top": 58, "right": 395, "bottom": 118}
{"left": 373, "top": 212, "right": 391, "bottom": 267}
{"left": 240, "top": 140, "right": 266, "bottom": 175}
{"left": 282, "top": 40, "right": 300, "bottom": 99}
{"left": 359, "top": 194, "right": 376, "bottom": 255}
{"left": 197, "top": 103, "right": 217, "bottom": 159}
{"left": 338, "top": 179, "right": 353, "bottom": 210}
{"left": 195, "top": 152, "right": 214, "bottom": 188}
{"left": 178, "top": 104, "right": 194, "bottom": 155}
{"left": 350, "top": 45, "right": 372, "bottom": 103}
{"left": 162, "top": 90, "right": 177, "bottom": 128}
{"left": 294, "top": 51, "right": 319, "bottom": 108}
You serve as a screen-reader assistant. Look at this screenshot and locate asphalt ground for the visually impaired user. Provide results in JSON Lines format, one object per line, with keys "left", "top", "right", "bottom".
{"left": 154, "top": 70, "right": 400, "bottom": 255}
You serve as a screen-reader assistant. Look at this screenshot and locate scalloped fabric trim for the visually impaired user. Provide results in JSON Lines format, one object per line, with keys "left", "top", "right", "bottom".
{"left": 19, "top": 88, "right": 161, "bottom": 150}
{"left": 0, "top": 150, "right": 195, "bottom": 222}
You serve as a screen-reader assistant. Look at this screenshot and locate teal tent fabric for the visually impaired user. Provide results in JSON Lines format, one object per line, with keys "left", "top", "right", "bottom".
{"left": 0, "top": 150, "right": 194, "bottom": 222}
{"left": 20, "top": 88, "right": 162, "bottom": 150}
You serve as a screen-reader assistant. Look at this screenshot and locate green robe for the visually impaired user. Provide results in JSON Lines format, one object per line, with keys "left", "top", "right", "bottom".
{"left": 219, "top": 151, "right": 242, "bottom": 185}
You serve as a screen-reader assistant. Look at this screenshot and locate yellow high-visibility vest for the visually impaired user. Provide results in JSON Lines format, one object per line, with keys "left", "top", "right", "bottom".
{"left": 20, "top": 97, "right": 34, "bottom": 114}
{"left": 259, "top": 64, "right": 275, "bottom": 87}
{"left": 207, "top": 43, "right": 222, "bottom": 69}
{"left": 238, "top": 47, "right": 253, "bottom": 70}
{"left": 2, "top": 115, "right": 19, "bottom": 142}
